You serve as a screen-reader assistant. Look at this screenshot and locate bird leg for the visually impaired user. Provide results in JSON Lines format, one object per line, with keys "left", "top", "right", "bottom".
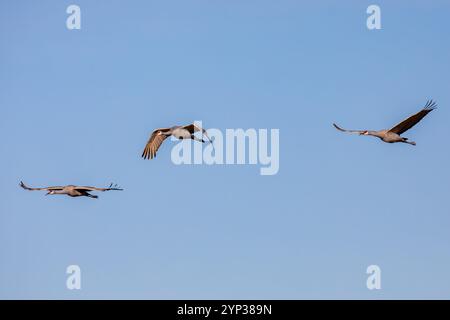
{"left": 191, "top": 134, "right": 205, "bottom": 143}
{"left": 401, "top": 138, "right": 416, "bottom": 146}
{"left": 84, "top": 192, "right": 98, "bottom": 199}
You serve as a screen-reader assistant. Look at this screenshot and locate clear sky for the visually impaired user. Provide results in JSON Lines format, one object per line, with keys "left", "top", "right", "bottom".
{"left": 1, "top": 0, "right": 450, "bottom": 299}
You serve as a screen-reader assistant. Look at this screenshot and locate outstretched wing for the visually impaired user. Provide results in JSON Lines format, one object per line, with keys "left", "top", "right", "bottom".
{"left": 333, "top": 123, "right": 367, "bottom": 135}
{"left": 388, "top": 100, "right": 437, "bottom": 135}
{"left": 19, "top": 181, "right": 64, "bottom": 191}
{"left": 183, "top": 123, "right": 213, "bottom": 143}
{"left": 75, "top": 183, "right": 123, "bottom": 192}
{"left": 141, "top": 128, "right": 170, "bottom": 160}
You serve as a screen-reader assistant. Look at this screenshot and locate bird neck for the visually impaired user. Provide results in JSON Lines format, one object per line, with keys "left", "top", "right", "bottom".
{"left": 367, "top": 131, "right": 382, "bottom": 138}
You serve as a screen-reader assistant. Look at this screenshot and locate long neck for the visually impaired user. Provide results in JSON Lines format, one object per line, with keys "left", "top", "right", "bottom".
{"left": 367, "top": 130, "right": 383, "bottom": 138}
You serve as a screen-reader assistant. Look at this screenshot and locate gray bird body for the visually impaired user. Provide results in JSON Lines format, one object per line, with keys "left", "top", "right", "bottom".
{"left": 333, "top": 100, "right": 436, "bottom": 146}
{"left": 20, "top": 182, "right": 123, "bottom": 199}
{"left": 142, "top": 123, "right": 213, "bottom": 159}
{"left": 363, "top": 130, "right": 405, "bottom": 143}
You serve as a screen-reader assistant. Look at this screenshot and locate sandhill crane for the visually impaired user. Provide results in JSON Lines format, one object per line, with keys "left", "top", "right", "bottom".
{"left": 142, "top": 123, "right": 213, "bottom": 160}
{"left": 333, "top": 100, "right": 436, "bottom": 145}
{"left": 20, "top": 181, "right": 123, "bottom": 199}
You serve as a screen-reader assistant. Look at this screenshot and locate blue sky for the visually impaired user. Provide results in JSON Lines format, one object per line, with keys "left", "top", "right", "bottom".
{"left": 1, "top": 0, "right": 450, "bottom": 299}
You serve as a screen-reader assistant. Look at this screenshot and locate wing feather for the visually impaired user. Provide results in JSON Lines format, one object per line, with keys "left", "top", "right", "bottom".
{"left": 333, "top": 123, "right": 366, "bottom": 134}
{"left": 388, "top": 100, "right": 436, "bottom": 134}
{"left": 75, "top": 184, "right": 123, "bottom": 192}
{"left": 19, "top": 181, "right": 64, "bottom": 191}
{"left": 141, "top": 129, "right": 170, "bottom": 159}
{"left": 183, "top": 123, "right": 213, "bottom": 143}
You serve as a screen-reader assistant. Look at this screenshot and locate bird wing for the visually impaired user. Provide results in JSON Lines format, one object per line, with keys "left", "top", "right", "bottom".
{"left": 388, "top": 100, "right": 437, "bottom": 135}
{"left": 333, "top": 123, "right": 367, "bottom": 134}
{"left": 183, "top": 124, "right": 213, "bottom": 143}
{"left": 75, "top": 183, "right": 123, "bottom": 192}
{"left": 19, "top": 181, "right": 64, "bottom": 191}
{"left": 183, "top": 123, "right": 202, "bottom": 133}
{"left": 142, "top": 129, "right": 170, "bottom": 159}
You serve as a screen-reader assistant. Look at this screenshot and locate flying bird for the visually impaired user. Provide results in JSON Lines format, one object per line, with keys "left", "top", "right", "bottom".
{"left": 142, "top": 123, "right": 213, "bottom": 160}
{"left": 20, "top": 181, "right": 123, "bottom": 199}
{"left": 333, "top": 100, "right": 436, "bottom": 145}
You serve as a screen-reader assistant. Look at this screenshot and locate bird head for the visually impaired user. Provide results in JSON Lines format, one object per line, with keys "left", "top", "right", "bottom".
{"left": 45, "top": 191, "right": 55, "bottom": 196}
